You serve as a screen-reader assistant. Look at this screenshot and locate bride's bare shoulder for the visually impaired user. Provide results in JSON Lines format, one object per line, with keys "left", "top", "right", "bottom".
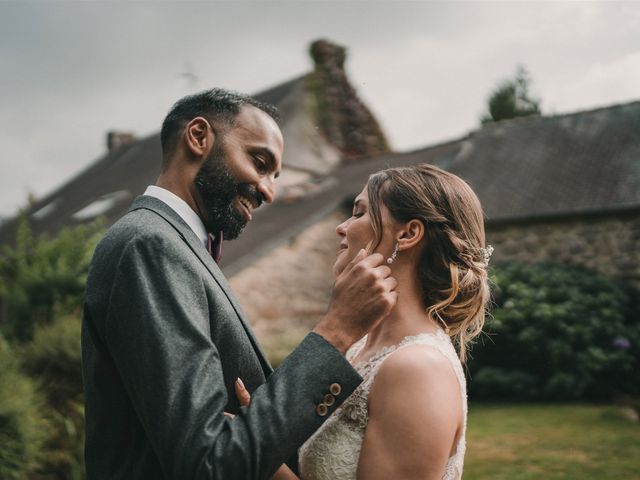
{"left": 379, "top": 343, "right": 457, "bottom": 380}
{"left": 360, "top": 344, "right": 462, "bottom": 478}
{"left": 369, "top": 343, "right": 461, "bottom": 414}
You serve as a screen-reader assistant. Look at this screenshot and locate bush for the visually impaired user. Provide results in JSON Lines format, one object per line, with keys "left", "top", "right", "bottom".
{"left": 0, "top": 218, "right": 103, "bottom": 342}
{"left": 22, "top": 314, "right": 83, "bottom": 406}
{"left": 21, "top": 314, "right": 85, "bottom": 480}
{"left": 0, "top": 219, "right": 100, "bottom": 479}
{"left": 0, "top": 334, "right": 46, "bottom": 479}
{"left": 468, "top": 262, "right": 640, "bottom": 401}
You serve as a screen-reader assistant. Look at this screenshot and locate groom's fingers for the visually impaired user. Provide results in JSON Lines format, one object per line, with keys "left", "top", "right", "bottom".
{"left": 342, "top": 249, "right": 367, "bottom": 275}
{"left": 381, "top": 275, "right": 398, "bottom": 292}
{"left": 235, "top": 377, "right": 251, "bottom": 407}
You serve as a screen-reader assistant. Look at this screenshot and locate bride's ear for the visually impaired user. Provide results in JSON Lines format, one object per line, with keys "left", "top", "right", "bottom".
{"left": 397, "top": 219, "right": 424, "bottom": 252}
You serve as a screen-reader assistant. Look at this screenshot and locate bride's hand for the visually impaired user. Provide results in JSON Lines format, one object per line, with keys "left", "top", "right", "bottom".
{"left": 235, "top": 377, "right": 251, "bottom": 406}
{"left": 223, "top": 378, "right": 251, "bottom": 419}
{"left": 226, "top": 379, "right": 299, "bottom": 479}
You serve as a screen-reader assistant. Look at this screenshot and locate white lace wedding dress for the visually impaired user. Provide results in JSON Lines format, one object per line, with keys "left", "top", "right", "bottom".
{"left": 298, "top": 329, "right": 467, "bottom": 480}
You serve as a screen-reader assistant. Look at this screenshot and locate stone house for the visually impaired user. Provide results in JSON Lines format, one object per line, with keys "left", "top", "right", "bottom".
{"left": 229, "top": 103, "right": 640, "bottom": 356}
{"left": 0, "top": 39, "right": 638, "bottom": 353}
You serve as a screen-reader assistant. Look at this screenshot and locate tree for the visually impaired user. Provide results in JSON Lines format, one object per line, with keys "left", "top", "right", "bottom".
{"left": 481, "top": 65, "right": 541, "bottom": 124}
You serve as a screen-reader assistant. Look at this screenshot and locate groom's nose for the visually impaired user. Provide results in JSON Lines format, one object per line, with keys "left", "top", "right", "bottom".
{"left": 257, "top": 176, "right": 275, "bottom": 204}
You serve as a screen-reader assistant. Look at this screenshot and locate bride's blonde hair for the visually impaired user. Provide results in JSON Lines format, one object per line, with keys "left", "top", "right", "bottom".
{"left": 366, "top": 164, "right": 490, "bottom": 363}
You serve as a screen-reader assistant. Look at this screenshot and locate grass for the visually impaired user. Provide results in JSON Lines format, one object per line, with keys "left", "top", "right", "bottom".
{"left": 465, "top": 403, "right": 640, "bottom": 479}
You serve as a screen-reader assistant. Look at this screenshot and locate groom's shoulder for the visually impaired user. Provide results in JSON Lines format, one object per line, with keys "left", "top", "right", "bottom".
{"left": 106, "top": 208, "right": 157, "bottom": 239}
{"left": 94, "top": 207, "right": 182, "bottom": 262}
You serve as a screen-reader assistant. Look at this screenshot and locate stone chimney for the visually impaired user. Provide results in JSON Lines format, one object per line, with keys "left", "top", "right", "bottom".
{"left": 107, "top": 131, "right": 136, "bottom": 152}
{"left": 307, "top": 39, "right": 390, "bottom": 160}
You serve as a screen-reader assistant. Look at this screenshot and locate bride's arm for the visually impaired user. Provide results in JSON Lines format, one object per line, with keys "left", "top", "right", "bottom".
{"left": 356, "top": 345, "right": 462, "bottom": 480}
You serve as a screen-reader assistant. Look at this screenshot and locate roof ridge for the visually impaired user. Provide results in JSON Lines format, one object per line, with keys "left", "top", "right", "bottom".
{"left": 479, "top": 97, "right": 640, "bottom": 130}
{"left": 400, "top": 136, "right": 470, "bottom": 155}
{"left": 251, "top": 72, "right": 310, "bottom": 97}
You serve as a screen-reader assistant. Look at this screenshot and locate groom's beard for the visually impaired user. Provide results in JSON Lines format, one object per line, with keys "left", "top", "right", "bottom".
{"left": 194, "top": 144, "right": 263, "bottom": 240}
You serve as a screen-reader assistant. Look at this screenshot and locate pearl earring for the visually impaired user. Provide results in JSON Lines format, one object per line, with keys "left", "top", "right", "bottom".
{"left": 387, "top": 243, "right": 399, "bottom": 264}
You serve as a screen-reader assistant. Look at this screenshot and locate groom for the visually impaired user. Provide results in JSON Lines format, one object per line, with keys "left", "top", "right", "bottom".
{"left": 81, "top": 89, "right": 397, "bottom": 479}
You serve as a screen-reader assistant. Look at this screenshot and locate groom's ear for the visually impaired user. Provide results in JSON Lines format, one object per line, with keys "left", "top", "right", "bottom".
{"left": 185, "top": 117, "right": 214, "bottom": 158}
{"left": 397, "top": 219, "right": 424, "bottom": 252}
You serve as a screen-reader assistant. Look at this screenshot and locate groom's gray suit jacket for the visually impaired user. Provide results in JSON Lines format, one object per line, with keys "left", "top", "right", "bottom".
{"left": 82, "top": 195, "right": 362, "bottom": 479}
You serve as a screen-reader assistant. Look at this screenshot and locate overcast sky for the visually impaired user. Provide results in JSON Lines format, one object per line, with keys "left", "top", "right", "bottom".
{"left": 1, "top": 0, "right": 639, "bottom": 218}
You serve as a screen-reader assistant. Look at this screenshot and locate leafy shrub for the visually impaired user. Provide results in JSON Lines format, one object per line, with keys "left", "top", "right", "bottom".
{"left": 22, "top": 314, "right": 83, "bottom": 406}
{"left": 0, "top": 334, "right": 46, "bottom": 479}
{"left": 0, "top": 219, "right": 100, "bottom": 478}
{"left": 468, "top": 262, "right": 640, "bottom": 401}
{"left": 21, "top": 314, "right": 85, "bottom": 480}
{"left": 0, "top": 218, "right": 103, "bottom": 342}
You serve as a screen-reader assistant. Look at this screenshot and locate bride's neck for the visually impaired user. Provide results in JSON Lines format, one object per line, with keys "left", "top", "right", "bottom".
{"left": 362, "top": 261, "right": 441, "bottom": 355}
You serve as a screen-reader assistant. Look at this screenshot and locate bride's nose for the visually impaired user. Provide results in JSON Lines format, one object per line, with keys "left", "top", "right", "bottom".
{"left": 335, "top": 220, "right": 348, "bottom": 236}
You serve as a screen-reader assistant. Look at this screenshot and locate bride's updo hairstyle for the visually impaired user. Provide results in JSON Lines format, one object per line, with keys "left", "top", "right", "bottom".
{"left": 366, "top": 164, "right": 490, "bottom": 362}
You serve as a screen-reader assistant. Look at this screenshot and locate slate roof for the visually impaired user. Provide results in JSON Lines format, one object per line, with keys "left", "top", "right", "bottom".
{"left": 221, "top": 100, "right": 640, "bottom": 273}
{"left": 447, "top": 100, "right": 640, "bottom": 223}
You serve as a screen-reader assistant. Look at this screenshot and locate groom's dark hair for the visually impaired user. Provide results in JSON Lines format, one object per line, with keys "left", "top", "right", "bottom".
{"left": 160, "top": 88, "right": 279, "bottom": 158}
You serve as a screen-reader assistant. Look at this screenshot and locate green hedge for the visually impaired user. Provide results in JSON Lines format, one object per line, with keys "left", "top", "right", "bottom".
{"left": 0, "top": 219, "right": 102, "bottom": 479}
{"left": 21, "top": 315, "right": 85, "bottom": 479}
{"left": 0, "top": 219, "right": 103, "bottom": 342}
{"left": 0, "top": 334, "right": 46, "bottom": 479}
{"left": 468, "top": 262, "right": 640, "bottom": 401}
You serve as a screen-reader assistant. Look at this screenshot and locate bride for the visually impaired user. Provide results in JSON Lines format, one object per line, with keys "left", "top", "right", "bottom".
{"left": 237, "top": 164, "right": 491, "bottom": 479}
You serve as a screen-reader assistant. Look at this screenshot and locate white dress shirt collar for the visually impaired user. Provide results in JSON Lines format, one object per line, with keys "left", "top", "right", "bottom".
{"left": 143, "top": 185, "right": 208, "bottom": 248}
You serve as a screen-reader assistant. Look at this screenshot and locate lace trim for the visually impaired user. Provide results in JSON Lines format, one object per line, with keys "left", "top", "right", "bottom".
{"left": 351, "top": 329, "right": 451, "bottom": 369}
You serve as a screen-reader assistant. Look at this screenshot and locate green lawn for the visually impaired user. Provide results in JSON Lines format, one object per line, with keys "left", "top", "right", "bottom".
{"left": 465, "top": 404, "right": 640, "bottom": 480}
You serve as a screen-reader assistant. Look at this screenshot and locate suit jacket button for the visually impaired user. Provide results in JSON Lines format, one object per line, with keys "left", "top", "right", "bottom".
{"left": 323, "top": 394, "right": 335, "bottom": 406}
{"left": 329, "top": 383, "right": 342, "bottom": 396}
{"left": 316, "top": 403, "right": 329, "bottom": 417}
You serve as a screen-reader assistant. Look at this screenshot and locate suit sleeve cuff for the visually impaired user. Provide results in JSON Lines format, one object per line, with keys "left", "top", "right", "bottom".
{"left": 279, "top": 332, "right": 363, "bottom": 416}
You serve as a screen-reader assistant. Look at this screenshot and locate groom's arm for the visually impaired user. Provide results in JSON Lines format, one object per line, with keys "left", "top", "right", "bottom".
{"left": 100, "top": 233, "right": 362, "bottom": 480}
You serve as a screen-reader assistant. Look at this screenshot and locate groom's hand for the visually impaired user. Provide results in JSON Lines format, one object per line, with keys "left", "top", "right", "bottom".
{"left": 314, "top": 249, "right": 398, "bottom": 354}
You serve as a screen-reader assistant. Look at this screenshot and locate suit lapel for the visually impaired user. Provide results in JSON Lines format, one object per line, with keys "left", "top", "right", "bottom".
{"left": 129, "top": 196, "right": 274, "bottom": 376}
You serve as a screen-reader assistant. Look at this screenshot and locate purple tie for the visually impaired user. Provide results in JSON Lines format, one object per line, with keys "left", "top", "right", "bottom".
{"left": 207, "top": 231, "right": 223, "bottom": 264}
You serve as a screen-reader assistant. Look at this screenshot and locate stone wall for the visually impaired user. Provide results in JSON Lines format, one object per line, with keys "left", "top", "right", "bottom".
{"left": 229, "top": 212, "right": 342, "bottom": 365}
{"left": 487, "top": 210, "right": 640, "bottom": 289}
{"left": 229, "top": 208, "right": 640, "bottom": 365}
